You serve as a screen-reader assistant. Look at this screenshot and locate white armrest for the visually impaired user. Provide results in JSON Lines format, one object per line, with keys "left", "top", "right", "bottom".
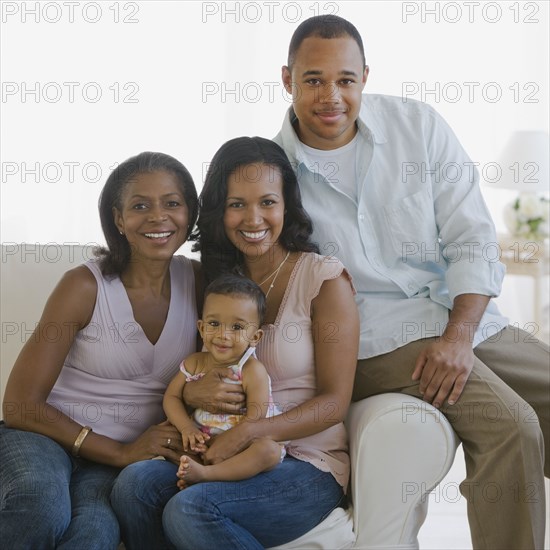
{"left": 270, "top": 394, "right": 459, "bottom": 549}
{"left": 268, "top": 507, "right": 355, "bottom": 550}
{"left": 347, "top": 394, "right": 460, "bottom": 549}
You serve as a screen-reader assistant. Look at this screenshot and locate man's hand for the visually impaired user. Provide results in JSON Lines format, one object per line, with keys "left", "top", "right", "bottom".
{"left": 183, "top": 367, "right": 246, "bottom": 414}
{"left": 412, "top": 338, "right": 475, "bottom": 408}
{"left": 412, "top": 293, "right": 489, "bottom": 408}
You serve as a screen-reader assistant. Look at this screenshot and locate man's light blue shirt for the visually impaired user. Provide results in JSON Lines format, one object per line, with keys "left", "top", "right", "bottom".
{"left": 275, "top": 94, "right": 508, "bottom": 359}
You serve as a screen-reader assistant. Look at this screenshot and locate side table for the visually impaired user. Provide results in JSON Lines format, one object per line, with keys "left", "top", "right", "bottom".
{"left": 497, "top": 233, "right": 550, "bottom": 340}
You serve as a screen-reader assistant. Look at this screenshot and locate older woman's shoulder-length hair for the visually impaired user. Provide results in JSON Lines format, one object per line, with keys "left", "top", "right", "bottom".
{"left": 190, "top": 136, "right": 318, "bottom": 282}
{"left": 95, "top": 151, "right": 198, "bottom": 276}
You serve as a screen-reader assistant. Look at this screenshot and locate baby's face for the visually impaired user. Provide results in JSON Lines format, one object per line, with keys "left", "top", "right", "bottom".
{"left": 198, "top": 293, "right": 262, "bottom": 365}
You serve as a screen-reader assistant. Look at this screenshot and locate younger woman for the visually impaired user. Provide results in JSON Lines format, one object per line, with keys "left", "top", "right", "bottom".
{"left": 112, "top": 137, "right": 359, "bottom": 550}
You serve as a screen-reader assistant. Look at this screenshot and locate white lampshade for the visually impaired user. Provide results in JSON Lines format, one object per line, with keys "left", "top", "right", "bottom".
{"left": 494, "top": 131, "right": 549, "bottom": 192}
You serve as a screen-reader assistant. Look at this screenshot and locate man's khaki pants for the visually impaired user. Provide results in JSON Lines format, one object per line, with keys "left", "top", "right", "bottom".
{"left": 353, "top": 326, "right": 549, "bottom": 550}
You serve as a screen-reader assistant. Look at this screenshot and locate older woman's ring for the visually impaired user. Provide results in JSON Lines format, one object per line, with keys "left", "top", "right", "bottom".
{"left": 167, "top": 438, "right": 172, "bottom": 447}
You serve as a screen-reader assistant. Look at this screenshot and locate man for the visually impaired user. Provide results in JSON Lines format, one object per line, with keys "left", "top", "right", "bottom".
{"left": 274, "top": 14, "right": 549, "bottom": 550}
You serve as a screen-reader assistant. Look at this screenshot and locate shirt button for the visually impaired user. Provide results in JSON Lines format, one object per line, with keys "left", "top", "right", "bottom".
{"left": 408, "top": 283, "right": 415, "bottom": 290}
{"left": 359, "top": 214, "right": 365, "bottom": 221}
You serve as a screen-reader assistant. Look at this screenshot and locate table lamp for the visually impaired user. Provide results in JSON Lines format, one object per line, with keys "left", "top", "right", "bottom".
{"left": 497, "top": 131, "right": 549, "bottom": 241}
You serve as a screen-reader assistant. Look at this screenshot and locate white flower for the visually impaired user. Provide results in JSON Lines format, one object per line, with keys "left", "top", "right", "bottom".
{"left": 504, "top": 195, "right": 550, "bottom": 240}
{"left": 518, "top": 194, "right": 545, "bottom": 219}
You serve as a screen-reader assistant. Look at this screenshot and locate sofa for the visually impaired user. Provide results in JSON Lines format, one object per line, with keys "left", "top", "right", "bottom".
{"left": 1, "top": 243, "right": 460, "bottom": 549}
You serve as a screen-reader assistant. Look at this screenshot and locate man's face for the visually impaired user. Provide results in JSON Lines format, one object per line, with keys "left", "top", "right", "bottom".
{"left": 282, "top": 36, "right": 368, "bottom": 151}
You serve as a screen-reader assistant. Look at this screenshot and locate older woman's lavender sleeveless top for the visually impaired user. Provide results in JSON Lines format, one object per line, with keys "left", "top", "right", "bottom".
{"left": 47, "top": 256, "right": 197, "bottom": 443}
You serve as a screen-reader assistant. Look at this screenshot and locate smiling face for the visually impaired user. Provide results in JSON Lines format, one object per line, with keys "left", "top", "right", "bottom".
{"left": 223, "top": 163, "right": 286, "bottom": 262}
{"left": 198, "top": 293, "right": 263, "bottom": 365}
{"left": 282, "top": 35, "right": 368, "bottom": 150}
{"left": 113, "top": 170, "right": 189, "bottom": 262}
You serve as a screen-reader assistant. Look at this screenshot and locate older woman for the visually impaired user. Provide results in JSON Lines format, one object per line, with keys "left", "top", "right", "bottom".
{"left": 0, "top": 152, "right": 200, "bottom": 549}
{"left": 113, "top": 137, "right": 359, "bottom": 550}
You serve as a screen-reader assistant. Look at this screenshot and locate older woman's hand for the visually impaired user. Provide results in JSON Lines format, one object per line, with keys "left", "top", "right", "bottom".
{"left": 118, "top": 421, "right": 184, "bottom": 466}
{"left": 183, "top": 367, "right": 246, "bottom": 414}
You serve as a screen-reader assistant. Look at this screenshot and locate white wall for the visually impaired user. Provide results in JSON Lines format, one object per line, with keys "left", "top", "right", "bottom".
{"left": 1, "top": 0, "right": 549, "bottom": 334}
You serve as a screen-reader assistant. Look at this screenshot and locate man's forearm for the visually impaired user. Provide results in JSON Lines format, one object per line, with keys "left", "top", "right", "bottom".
{"left": 443, "top": 293, "right": 490, "bottom": 344}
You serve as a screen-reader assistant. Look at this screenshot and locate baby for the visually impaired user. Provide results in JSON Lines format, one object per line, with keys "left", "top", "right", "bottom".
{"left": 163, "top": 274, "right": 285, "bottom": 487}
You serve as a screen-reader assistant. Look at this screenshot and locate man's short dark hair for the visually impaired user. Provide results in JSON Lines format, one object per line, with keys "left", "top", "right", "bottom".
{"left": 204, "top": 274, "right": 267, "bottom": 326}
{"left": 287, "top": 15, "right": 366, "bottom": 69}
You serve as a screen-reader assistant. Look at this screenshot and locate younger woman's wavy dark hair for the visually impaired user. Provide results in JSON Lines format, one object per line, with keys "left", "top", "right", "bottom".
{"left": 190, "top": 137, "right": 318, "bottom": 282}
{"left": 96, "top": 151, "right": 198, "bottom": 276}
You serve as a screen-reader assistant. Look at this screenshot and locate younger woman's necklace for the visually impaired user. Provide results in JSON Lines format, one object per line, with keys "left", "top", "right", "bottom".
{"left": 258, "top": 251, "right": 290, "bottom": 298}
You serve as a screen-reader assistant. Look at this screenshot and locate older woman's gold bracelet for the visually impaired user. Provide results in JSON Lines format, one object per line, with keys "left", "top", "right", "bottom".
{"left": 71, "top": 426, "right": 92, "bottom": 457}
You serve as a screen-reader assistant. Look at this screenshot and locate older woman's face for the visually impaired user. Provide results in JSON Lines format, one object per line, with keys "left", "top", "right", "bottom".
{"left": 223, "top": 163, "right": 285, "bottom": 260}
{"left": 114, "top": 170, "right": 189, "bottom": 262}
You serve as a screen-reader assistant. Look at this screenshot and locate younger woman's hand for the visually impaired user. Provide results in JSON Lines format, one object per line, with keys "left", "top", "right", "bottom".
{"left": 183, "top": 367, "right": 245, "bottom": 413}
{"left": 202, "top": 423, "right": 250, "bottom": 465}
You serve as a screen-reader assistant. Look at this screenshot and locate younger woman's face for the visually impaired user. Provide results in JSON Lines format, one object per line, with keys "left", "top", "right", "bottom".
{"left": 223, "top": 163, "right": 285, "bottom": 261}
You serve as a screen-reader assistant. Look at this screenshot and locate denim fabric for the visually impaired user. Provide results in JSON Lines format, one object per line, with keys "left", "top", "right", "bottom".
{"left": 0, "top": 423, "right": 121, "bottom": 550}
{"left": 111, "top": 459, "right": 180, "bottom": 550}
{"left": 111, "top": 456, "right": 344, "bottom": 550}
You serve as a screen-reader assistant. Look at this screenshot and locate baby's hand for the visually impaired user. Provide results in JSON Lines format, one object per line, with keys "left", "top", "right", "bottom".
{"left": 180, "top": 427, "right": 210, "bottom": 454}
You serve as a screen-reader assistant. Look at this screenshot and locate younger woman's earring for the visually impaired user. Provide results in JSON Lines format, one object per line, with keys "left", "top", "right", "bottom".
{"left": 119, "top": 231, "right": 124, "bottom": 235}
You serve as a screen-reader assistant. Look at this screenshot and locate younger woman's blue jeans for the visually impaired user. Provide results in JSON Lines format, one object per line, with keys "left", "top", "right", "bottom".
{"left": 111, "top": 456, "right": 344, "bottom": 550}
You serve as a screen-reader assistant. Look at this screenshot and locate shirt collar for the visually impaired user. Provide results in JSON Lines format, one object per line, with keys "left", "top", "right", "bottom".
{"left": 357, "top": 98, "right": 388, "bottom": 145}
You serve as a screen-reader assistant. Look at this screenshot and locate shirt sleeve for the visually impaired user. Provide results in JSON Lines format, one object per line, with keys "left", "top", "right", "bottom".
{"left": 425, "top": 105, "right": 506, "bottom": 303}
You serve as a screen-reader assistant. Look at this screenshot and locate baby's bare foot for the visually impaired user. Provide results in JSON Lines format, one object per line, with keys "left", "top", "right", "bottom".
{"left": 178, "top": 455, "right": 208, "bottom": 485}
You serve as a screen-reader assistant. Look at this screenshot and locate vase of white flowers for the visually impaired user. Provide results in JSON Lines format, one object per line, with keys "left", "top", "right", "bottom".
{"left": 503, "top": 193, "right": 550, "bottom": 241}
